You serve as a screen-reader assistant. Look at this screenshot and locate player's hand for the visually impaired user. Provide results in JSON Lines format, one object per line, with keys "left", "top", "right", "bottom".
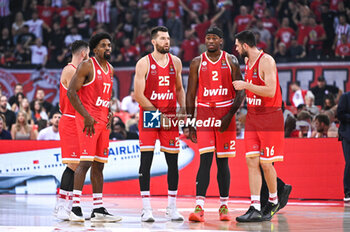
{"left": 219, "top": 113, "right": 233, "bottom": 132}
{"left": 188, "top": 126, "right": 197, "bottom": 143}
{"left": 161, "top": 113, "right": 171, "bottom": 130}
{"left": 83, "top": 115, "right": 98, "bottom": 137}
{"left": 176, "top": 107, "right": 186, "bottom": 121}
{"left": 106, "top": 112, "right": 113, "bottom": 130}
{"left": 232, "top": 80, "right": 247, "bottom": 91}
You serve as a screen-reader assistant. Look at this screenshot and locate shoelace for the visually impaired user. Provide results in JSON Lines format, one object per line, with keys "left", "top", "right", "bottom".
{"left": 219, "top": 206, "right": 228, "bottom": 215}
{"left": 194, "top": 206, "right": 203, "bottom": 213}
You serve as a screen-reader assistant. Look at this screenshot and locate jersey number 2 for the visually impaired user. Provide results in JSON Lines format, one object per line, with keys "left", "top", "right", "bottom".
{"left": 212, "top": 71, "right": 218, "bottom": 81}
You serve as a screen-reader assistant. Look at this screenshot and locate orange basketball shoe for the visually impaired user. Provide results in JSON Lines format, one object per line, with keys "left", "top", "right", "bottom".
{"left": 189, "top": 205, "right": 205, "bottom": 222}
{"left": 219, "top": 205, "right": 231, "bottom": 221}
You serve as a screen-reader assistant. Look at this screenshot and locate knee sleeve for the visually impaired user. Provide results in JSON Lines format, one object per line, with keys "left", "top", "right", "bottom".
{"left": 165, "top": 152, "right": 179, "bottom": 191}
{"left": 196, "top": 152, "right": 214, "bottom": 196}
{"left": 138, "top": 151, "right": 154, "bottom": 192}
{"left": 60, "top": 167, "right": 75, "bottom": 191}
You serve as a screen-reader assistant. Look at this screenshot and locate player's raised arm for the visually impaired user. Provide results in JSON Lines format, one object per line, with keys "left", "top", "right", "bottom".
{"left": 67, "top": 60, "right": 97, "bottom": 136}
{"left": 133, "top": 57, "right": 157, "bottom": 111}
{"left": 233, "top": 54, "right": 276, "bottom": 98}
{"left": 186, "top": 56, "right": 200, "bottom": 119}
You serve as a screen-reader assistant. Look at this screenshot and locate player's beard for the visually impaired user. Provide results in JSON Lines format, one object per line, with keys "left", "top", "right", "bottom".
{"left": 104, "top": 51, "right": 111, "bottom": 60}
{"left": 240, "top": 48, "right": 248, "bottom": 59}
{"left": 156, "top": 44, "right": 169, "bottom": 54}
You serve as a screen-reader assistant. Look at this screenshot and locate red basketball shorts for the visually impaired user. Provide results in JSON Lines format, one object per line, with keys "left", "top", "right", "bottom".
{"left": 196, "top": 103, "right": 236, "bottom": 158}
{"left": 138, "top": 109, "right": 180, "bottom": 154}
{"left": 75, "top": 118, "right": 110, "bottom": 163}
{"left": 245, "top": 110, "right": 284, "bottom": 163}
{"left": 59, "top": 114, "right": 80, "bottom": 163}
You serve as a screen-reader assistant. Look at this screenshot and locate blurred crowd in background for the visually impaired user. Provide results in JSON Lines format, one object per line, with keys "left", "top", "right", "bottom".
{"left": 0, "top": 0, "right": 350, "bottom": 68}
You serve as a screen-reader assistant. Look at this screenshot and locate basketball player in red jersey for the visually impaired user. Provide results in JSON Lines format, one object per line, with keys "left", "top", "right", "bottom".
{"left": 234, "top": 30, "right": 284, "bottom": 222}
{"left": 67, "top": 33, "right": 121, "bottom": 222}
{"left": 134, "top": 26, "right": 186, "bottom": 222}
{"left": 186, "top": 27, "right": 245, "bottom": 222}
{"left": 54, "top": 40, "right": 89, "bottom": 220}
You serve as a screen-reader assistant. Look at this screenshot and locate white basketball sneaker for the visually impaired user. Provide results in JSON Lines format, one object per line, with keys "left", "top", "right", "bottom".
{"left": 141, "top": 208, "right": 155, "bottom": 222}
{"left": 90, "top": 207, "right": 122, "bottom": 222}
{"left": 165, "top": 207, "right": 184, "bottom": 221}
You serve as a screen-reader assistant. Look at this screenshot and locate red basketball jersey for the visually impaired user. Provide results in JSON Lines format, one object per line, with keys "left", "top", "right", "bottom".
{"left": 59, "top": 63, "right": 76, "bottom": 116}
{"left": 244, "top": 51, "right": 282, "bottom": 113}
{"left": 76, "top": 57, "right": 113, "bottom": 124}
{"left": 144, "top": 53, "right": 177, "bottom": 113}
{"left": 197, "top": 51, "right": 235, "bottom": 103}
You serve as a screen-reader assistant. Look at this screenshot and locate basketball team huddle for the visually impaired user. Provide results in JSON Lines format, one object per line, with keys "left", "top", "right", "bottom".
{"left": 55, "top": 26, "right": 292, "bottom": 223}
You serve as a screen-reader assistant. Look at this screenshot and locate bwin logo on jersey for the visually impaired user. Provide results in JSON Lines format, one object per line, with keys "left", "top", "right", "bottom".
{"left": 143, "top": 110, "right": 161, "bottom": 128}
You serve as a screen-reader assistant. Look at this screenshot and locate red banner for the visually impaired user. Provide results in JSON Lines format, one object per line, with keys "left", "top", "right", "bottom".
{"left": 1, "top": 62, "right": 349, "bottom": 103}
{"left": 0, "top": 138, "right": 345, "bottom": 199}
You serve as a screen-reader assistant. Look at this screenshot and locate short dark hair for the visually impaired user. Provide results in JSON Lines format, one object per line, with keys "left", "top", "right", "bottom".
{"left": 89, "top": 32, "right": 112, "bottom": 51}
{"left": 235, "top": 30, "right": 256, "bottom": 47}
{"left": 71, "top": 40, "right": 89, "bottom": 54}
{"left": 151, "top": 26, "right": 168, "bottom": 39}
{"left": 315, "top": 114, "right": 330, "bottom": 126}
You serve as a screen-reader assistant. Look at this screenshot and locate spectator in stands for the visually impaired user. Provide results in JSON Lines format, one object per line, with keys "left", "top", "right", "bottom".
{"left": 335, "top": 34, "right": 350, "bottom": 58}
{"left": 296, "top": 110, "right": 313, "bottom": 138}
{"left": 14, "top": 43, "right": 31, "bottom": 65}
{"left": 116, "top": 10, "right": 137, "bottom": 42}
{"left": 16, "top": 25, "right": 36, "bottom": 47}
{"left": 311, "top": 76, "right": 342, "bottom": 106}
{"left": 48, "top": 22, "right": 65, "bottom": 64}
{"left": 32, "top": 100, "right": 49, "bottom": 124}
{"left": 333, "top": 14, "right": 350, "bottom": 50}
{"left": 292, "top": 14, "right": 309, "bottom": 47}
{"left": 11, "top": 92, "right": 24, "bottom": 113}
{"left": 323, "top": 94, "right": 336, "bottom": 111}
{"left": 0, "top": 114, "right": 11, "bottom": 140}
{"left": 311, "top": 114, "right": 330, "bottom": 138}
{"left": 25, "top": 10, "right": 51, "bottom": 41}
{"left": 274, "top": 17, "right": 295, "bottom": 54}
{"left": 28, "top": 38, "right": 48, "bottom": 66}
{"left": 166, "top": 10, "right": 183, "bottom": 45}
{"left": 284, "top": 115, "right": 297, "bottom": 138}
{"left": 306, "top": 16, "right": 326, "bottom": 59}
{"left": 135, "top": 26, "right": 151, "bottom": 55}
{"left": 289, "top": 37, "right": 306, "bottom": 60}
{"left": 11, "top": 111, "right": 37, "bottom": 140}
{"left": 253, "top": 0, "right": 266, "bottom": 19}
{"left": 127, "top": 112, "right": 139, "bottom": 135}
{"left": 82, "top": 0, "right": 96, "bottom": 24}
{"left": 232, "top": 5, "right": 253, "bottom": 35}
{"left": 37, "top": 111, "right": 61, "bottom": 140}
{"left": 289, "top": 82, "right": 307, "bottom": 107}
{"left": 75, "top": 10, "right": 90, "bottom": 40}
{"left": 304, "top": 91, "right": 319, "bottom": 116}
{"left": 0, "top": 27, "right": 13, "bottom": 54}
{"left": 0, "top": 48, "right": 16, "bottom": 67}
{"left": 261, "top": 8, "right": 279, "bottom": 36}
{"left": 37, "top": 0, "right": 56, "bottom": 27}
{"left": 64, "top": 27, "right": 83, "bottom": 47}
{"left": 274, "top": 42, "right": 289, "bottom": 63}
{"left": 30, "top": 89, "right": 52, "bottom": 114}
{"left": 56, "top": 0, "right": 76, "bottom": 28}
{"left": 321, "top": 3, "right": 336, "bottom": 56}
{"left": 121, "top": 90, "right": 139, "bottom": 116}
{"left": 110, "top": 97, "right": 122, "bottom": 113}
{"left": 20, "top": 98, "right": 34, "bottom": 125}
{"left": 11, "top": 12, "right": 25, "bottom": 43}
{"left": 252, "top": 19, "right": 271, "bottom": 52}
{"left": 9, "top": 83, "right": 23, "bottom": 106}
{"left": 180, "top": 28, "right": 199, "bottom": 63}
{"left": 0, "top": 95, "right": 16, "bottom": 131}
{"left": 120, "top": 37, "right": 139, "bottom": 64}
{"left": 254, "top": 32, "right": 267, "bottom": 52}
{"left": 110, "top": 121, "right": 138, "bottom": 140}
